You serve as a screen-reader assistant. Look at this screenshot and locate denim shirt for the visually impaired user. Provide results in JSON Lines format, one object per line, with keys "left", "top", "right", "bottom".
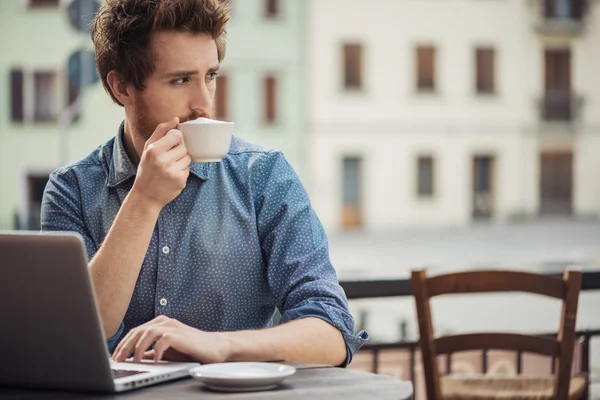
{"left": 41, "top": 123, "right": 368, "bottom": 366}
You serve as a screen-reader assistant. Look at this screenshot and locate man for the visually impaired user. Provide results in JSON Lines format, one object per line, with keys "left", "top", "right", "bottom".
{"left": 41, "top": 0, "right": 367, "bottom": 367}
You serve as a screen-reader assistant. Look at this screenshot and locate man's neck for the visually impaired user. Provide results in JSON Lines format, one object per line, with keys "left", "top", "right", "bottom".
{"left": 122, "top": 120, "right": 144, "bottom": 168}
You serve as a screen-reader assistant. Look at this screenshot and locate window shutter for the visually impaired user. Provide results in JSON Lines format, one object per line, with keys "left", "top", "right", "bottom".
{"left": 11, "top": 69, "right": 24, "bottom": 122}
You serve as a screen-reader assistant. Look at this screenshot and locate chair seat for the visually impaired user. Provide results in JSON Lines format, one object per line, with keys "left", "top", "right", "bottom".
{"left": 441, "top": 374, "right": 587, "bottom": 400}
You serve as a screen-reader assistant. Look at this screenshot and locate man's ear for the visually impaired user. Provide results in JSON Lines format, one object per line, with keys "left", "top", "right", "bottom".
{"left": 106, "top": 70, "right": 134, "bottom": 106}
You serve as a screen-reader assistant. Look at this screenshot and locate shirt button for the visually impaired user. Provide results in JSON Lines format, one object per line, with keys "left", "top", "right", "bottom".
{"left": 159, "top": 298, "right": 168, "bottom": 306}
{"left": 162, "top": 246, "right": 170, "bottom": 254}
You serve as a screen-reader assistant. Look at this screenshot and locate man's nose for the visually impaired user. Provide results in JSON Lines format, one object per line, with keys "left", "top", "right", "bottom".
{"left": 190, "top": 81, "right": 212, "bottom": 116}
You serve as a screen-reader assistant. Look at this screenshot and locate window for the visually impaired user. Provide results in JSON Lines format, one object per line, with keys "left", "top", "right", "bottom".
{"left": 68, "top": 80, "right": 80, "bottom": 108}
{"left": 263, "top": 75, "right": 277, "bottom": 124}
{"left": 343, "top": 43, "right": 363, "bottom": 90}
{"left": 476, "top": 48, "right": 495, "bottom": 94}
{"left": 214, "top": 74, "right": 229, "bottom": 121}
{"left": 11, "top": 70, "right": 24, "bottom": 122}
{"left": 34, "top": 72, "right": 58, "bottom": 122}
{"left": 265, "top": 0, "right": 279, "bottom": 18}
{"left": 544, "top": 0, "right": 586, "bottom": 21}
{"left": 28, "top": 0, "right": 60, "bottom": 7}
{"left": 416, "top": 46, "right": 436, "bottom": 92}
{"left": 544, "top": 48, "right": 572, "bottom": 121}
{"left": 417, "top": 156, "right": 435, "bottom": 197}
{"left": 26, "top": 174, "right": 50, "bottom": 230}
{"left": 342, "top": 156, "right": 362, "bottom": 228}
{"left": 10, "top": 68, "right": 63, "bottom": 123}
{"left": 473, "top": 156, "right": 495, "bottom": 218}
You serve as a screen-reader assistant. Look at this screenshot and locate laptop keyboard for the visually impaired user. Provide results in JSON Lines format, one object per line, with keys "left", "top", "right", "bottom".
{"left": 111, "top": 369, "right": 146, "bottom": 379}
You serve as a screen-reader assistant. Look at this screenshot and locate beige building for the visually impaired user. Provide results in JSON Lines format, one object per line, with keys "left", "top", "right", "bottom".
{"left": 307, "top": 0, "right": 600, "bottom": 232}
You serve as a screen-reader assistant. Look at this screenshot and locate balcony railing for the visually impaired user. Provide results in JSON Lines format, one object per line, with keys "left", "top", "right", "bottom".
{"left": 532, "top": 0, "right": 590, "bottom": 36}
{"left": 339, "top": 270, "right": 600, "bottom": 399}
{"left": 539, "top": 91, "right": 584, "bottom": 123}
{"left": 544, "top": 0, "right": 587, "bottom": 20}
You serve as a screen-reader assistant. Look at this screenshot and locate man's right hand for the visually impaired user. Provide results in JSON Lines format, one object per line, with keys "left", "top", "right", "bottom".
{"left": 131, "top": 117, "right": 192, "bottom": 210}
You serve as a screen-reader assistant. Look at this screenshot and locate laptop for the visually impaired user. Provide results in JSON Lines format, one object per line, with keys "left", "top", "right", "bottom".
{"left": 0, "top": 231, "right": 199, "bottom": 393}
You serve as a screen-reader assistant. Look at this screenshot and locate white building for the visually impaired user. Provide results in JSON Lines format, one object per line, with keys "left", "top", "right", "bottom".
{"left": 307, "top": 0, "right": 600, "bottom": 232}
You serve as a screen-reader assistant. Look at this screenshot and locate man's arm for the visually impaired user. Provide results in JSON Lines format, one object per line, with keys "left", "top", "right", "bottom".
{"left": 253, "top": 151, "right": 369, "bottom": 365}
{"left": 90, "top": 120, "right": 191, "bottom": 338}
{"left": 43, "top": 119, "right": 191, "bottom": 339}
{"left": 88, "top": 190, "right": 161, "bottom": 338}
{"left": 224, "top": 317, "right": 347, "bottom": 366}
{"left": 112, "top": 316, "right": 347, "bottom": 366}
{"left": 42, "top": 168, "right": 162, "bottom": 340}
{"left": 113, "top": 150, "right": 367, "bottom": 365}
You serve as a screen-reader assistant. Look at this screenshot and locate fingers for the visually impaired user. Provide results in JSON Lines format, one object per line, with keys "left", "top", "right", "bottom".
{"left": 143, "top": 350, "right": 156, "bottom": 360}
{"left": 112, "top": 316, "right": 172, "bottom": 362}
{"left": 143, "top": 133, "right": 189, "bottom": 173}
{"left": 146, "top": 129, "right": 184, "bottom": 155}
{"left": 113, "top": 326, "right": 146, "bottom": 362}
{"left": 133, "top": 327, "right": 169, "bottom": 363}
{"left": 110, "top": 317, "right": 192, "bottom": 364}
{"left": 145, "top": 117, "right": 180, "bottom": 149}
{"left": 173, "top": 154, "right": 192, "bottom": 172}
{"left": 153, "top": 333, "right": 177, "bottom": 362}
{"left": 168, "top": 140, "right": 188, "bottom": 162}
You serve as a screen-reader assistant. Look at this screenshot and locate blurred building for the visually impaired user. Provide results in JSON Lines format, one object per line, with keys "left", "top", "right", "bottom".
{"left": 0, "top": 0, "right": 123, "bottom": 230}
{"left": 2, "top": 0, "right": 599, "bottom": 232}
{"left": 224, "top": 0, "right": 307, "bottom": 178}
{"left": 307, "top": 0, "right": 600, "bottom": 232}
{"left": 0, "top": 0, "right": 307, "bottom": 230}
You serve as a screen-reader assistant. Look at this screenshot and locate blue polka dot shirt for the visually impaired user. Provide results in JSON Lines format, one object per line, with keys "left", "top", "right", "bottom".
{"left": 41, "top": 123, "right": 368, "bottom": 366}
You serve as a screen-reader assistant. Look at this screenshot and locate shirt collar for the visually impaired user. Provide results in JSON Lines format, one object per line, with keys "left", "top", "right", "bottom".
{"left": 106, "top": 122, "right": 210, "bottom": 188}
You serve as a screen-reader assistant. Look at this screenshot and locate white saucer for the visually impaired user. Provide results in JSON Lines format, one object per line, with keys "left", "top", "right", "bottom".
{"left": 189, "top": 362, "right": 296, "bottom": 392}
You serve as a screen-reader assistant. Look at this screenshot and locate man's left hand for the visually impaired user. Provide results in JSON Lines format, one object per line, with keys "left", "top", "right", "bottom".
{"left": 112, "top": 315, "right": 230, "bottom": 364}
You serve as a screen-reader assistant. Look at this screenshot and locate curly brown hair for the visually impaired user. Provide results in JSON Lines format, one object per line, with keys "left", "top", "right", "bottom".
{"left": 91, "top": 0, "right": 231, "bottom": 106}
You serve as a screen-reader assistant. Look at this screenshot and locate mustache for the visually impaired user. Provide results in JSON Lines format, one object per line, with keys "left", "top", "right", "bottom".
{"left": 179, "top": 110, "right": 211, "bottom": 124}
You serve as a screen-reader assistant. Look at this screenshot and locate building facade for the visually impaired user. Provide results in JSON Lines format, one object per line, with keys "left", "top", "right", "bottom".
{"left": 0, "top": 0, "right": 307, "bottom": 230}
{"left": 224, "top": 0, "right": 307, "bottom": 178}
{"left": 307, "top": 0, "right": 600, "bottom": 232}
{"left": 0, "top": 0, "right": 124, "bottom": 230}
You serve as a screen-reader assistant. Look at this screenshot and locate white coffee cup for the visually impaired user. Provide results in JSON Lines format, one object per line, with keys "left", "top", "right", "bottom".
{"left": 173, "top": 117, "right": 234, "bottom": 163}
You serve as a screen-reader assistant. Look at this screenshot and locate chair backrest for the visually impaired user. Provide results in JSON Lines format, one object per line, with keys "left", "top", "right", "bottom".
{"left": 411, "top": 268, "right": 582, "bottom": 400}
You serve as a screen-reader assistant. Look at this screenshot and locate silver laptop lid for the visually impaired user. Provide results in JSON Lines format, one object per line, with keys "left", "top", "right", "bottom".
{"left": 0, "top": 231, "right": 114, "bottom": 393}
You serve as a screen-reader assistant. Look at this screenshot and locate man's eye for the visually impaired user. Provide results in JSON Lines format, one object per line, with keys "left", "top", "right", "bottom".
{"left": 172, "top": 77, "right": 191, "bottom": 84}
{"left": 208, "top": 72, "right": 219, "bottom": 80}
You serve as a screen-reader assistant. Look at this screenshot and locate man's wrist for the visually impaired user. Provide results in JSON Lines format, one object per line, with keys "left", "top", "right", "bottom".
{"left": 127, "top": 186, "right": 163, "bottom": 215}
{"left": 220, "top": 330, "right": 279, "bottom": 363}
{"left": 220, "top": 331, "right": 243, "bottom": 362}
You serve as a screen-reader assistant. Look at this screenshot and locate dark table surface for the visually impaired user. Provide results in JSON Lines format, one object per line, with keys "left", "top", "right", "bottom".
{"left": 0, "top": 363, "right": 413, "bottom": 400}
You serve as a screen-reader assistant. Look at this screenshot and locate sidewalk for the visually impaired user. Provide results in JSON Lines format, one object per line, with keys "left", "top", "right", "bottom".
{"left": 329, "top": 219, "right": 600, "bottom": 280}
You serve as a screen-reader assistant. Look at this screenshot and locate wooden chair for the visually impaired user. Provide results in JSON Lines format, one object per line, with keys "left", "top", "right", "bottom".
{"left": 412, "top": 268, "right": 586, "bottom": 400}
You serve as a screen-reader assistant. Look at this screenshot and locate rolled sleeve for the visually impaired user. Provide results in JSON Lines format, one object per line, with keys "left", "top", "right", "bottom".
{"left": 252, "top": 151, "right": 369, "bottom": 366}
{"left": 279, "top": 302, "right": 369, "bottom": 367}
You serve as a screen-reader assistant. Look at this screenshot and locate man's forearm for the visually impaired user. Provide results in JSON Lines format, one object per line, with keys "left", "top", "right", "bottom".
{"left": 222, "top": 317, "right": 347, "bottom": 367}
{"left": 89, "top": 189, "right": 161, "bottom": 338}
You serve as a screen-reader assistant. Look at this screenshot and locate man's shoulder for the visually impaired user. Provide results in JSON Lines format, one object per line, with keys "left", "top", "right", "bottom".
{"left": 227, "top": 135, "right": 279, "bottom": 157}
{"left": 51, "top": 137, "right": 115, "bottom": 178}
{"left": 224, "top": 136, "right": 287, "bottom": 172}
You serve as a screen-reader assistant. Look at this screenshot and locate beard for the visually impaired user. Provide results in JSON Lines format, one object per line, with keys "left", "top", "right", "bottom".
{"left": 130, "top": 96, "right": 212, "bottom": 141}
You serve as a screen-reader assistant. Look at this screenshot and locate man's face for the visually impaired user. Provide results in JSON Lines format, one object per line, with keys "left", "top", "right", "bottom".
{"left": 130, "top": 30, "right": 219, "bottom": 140}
